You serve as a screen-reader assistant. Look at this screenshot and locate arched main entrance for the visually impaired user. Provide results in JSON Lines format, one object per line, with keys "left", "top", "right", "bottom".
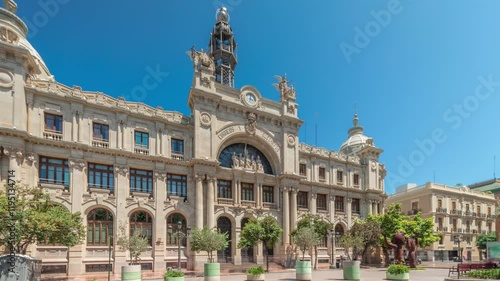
{"left": 241, "top": 218, "right": 254, "bottom": 263}
{"left": 217, "top": 216, "right": 232, "bottom": 263}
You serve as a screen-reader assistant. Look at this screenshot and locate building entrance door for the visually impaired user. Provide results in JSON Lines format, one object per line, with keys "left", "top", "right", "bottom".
{"left": 217, "top": 216, "right": 232, "bottom": 263}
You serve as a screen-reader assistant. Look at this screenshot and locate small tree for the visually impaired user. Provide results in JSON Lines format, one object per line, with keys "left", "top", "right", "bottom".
{"left": 190, "top": 226, "right": 229, "bottom": 263}
{"left": 0, "top": 183, "right": 85, "bottom": 254}
{"left": 238, "top": 216, "right": 282, "bottom": 272}
{"left": 350, "top": 216, "right": 382, "bottom": 263}
{"left": 295, "top": 214, "right": 332, "bottom": 270}
{"left": 476, "top": 233, "right": 497, "bottom": 259}
{"left": 116, "top": 223, "right": 149, "bottom": 265}
{"left": 337, "top": 230, "right": 364, "bottom": 261}
{"left": 293, "top": 226, "right": 320, "bottom": 261}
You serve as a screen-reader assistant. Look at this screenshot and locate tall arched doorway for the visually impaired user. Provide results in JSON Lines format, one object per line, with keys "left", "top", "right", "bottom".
{"left": 217, "top": 216, "right": 232, "bottom": 263}
{"left": 241, "top": 218, "right": 254, "bottom": 263}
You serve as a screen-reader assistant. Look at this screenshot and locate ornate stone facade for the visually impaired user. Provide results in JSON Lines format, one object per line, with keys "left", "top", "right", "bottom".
{"left": 0, "top": 3, "right": 387, "bottom": 277}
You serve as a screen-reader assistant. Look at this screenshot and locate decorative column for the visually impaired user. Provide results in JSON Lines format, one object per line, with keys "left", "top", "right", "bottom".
{"left": 290, "top": 188, "right": 298, "bottom": 229}
{"left": 347, "top": 198, "right": 352, "bottom": 227}
{"left": 114, "top": 165, "right": 129, "bottom": 274}
{"left": 233, "top": 220, "right": 242, "bottom": 265}
{"left": 195, "top": 173, "right": 204, "bottom": 228}
{"left": 310, "top": 192, "right": 317, "bottom": 215}
{"left": 329, "top": 195, "right": 336, "bottom": 222}
{"left": 281, "top": 186, "right": 290, "bottom": 244}
{"left": 207, "top": 175, "right": 216, "bottom": 229}
{"left": 153, "top": 171, "right": 167, "bottom": 271}
{"left": 67, "top": 158, "right": 86, "bottom": 276}
{"left": 71, "top": 111, "right": 78, "bottom": 142}
{"left": 368, "top": 200, "right": 373, "bottom": 215}
{"left": 3, "top": 147, "right": 23, "bottom": 182}
{"left": 235, "top": 180, "right": 241, "bottom": 205}
{"left": 232, "top": 179, "right": 237, "bottom": 206}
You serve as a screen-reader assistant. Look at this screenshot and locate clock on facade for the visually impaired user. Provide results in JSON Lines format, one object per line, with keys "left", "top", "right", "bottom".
{"left": 245, "top": 92, "right": 257, "bottom": 105}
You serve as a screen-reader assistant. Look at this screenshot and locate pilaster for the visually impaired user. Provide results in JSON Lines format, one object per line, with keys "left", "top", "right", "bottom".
{"left": 347, "top": 198, "right": 352, "bottom": 227}
{"left": 195, "top": 173, "right": 204, "bottom": 228}
{"left": 290, "top": 188, "right": 298, "bottom": 229}
{"left": 281, "top": 186, "right": 290, "bottom": 244}
{"left": 310, "top": 192, "right": 317, "bottom": 215}
{"left": 114, "top": 165, "right": 129, "bottom": 274}
{"left": 3, "top": 147, "right": 23, "bottom": 182}
{"left": 206, "top": 175, "right": 216, "bottom": 229}
{"left": 153, "top": 171, "right": 166, "bottom": 271}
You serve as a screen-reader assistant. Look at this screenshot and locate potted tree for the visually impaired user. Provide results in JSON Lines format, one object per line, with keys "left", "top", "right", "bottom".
{"left": 164, "top": 269, "right": 185, "bottom": 281}
{"left": 117, "top": 223, "right": 149, "bottom": 281}
{"left": 246, "top": 266, "right": 265, "bottom": 281}
{"left": 386, "top": 264, "right": 410, "bottom": 280}
{"left": 293, "top": 226, "right": 320, "bottom": 281}
{"left": 337, "top": 230, "right": 363, "bottom": 281}
{"left": 189, "top": 226, "right": 229, "bottom": 281}
{"left": 238, "top": 216, "right": 283, "bottom": 274}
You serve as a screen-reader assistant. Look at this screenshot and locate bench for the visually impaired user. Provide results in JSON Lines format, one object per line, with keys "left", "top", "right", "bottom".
{"left": 448, "top": 262, "right": 497, "bottom": 277}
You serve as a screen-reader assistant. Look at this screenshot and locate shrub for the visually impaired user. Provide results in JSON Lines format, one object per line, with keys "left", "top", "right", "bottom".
{"left": 387, "top": 264, "right": 410, "bottom": 274}
{"left": 466, "top": 269, "right": 500, "bottom": 279}
{"left": 164, "top": 270, "right": 185, "bottom": 277}
{"left": 247, "top": 266, "right": 265, "bottom": 275}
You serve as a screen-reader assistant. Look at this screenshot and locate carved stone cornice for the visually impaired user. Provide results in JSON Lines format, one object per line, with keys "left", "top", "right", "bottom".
{"left": 69, "top": 158, "right": 86, "bottom": 171}
{"left": 114, "top": 165, "right": 128, "bottom": 176}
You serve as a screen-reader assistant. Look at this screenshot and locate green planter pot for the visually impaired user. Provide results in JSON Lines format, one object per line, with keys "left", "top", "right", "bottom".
{"left": 246, "top": 274, "right": 265, "bottom": 281}
{"left": 165, "top": 277, "right": 185, "bottom": 281}
{"left": 342, "top": 261, "right": 360, "bottom": 281}
{"left": 386, "top": 272, "right": 410, "bottom": 280}
{"left": 121, "top": 265, "right": 141, "bottom": 281}
{"left": 295, "top": 260, "right": 312, "bottom": 281}
{"left": 204, "top": 262, "right": 220, "bottom": 281}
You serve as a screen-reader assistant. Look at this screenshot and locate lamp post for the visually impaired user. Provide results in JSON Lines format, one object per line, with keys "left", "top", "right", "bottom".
{"left": 454, "top": 235, "right": 462, "bottom": 263}
{"left": 168, "top": 221, "right": 191, "bottom": 270}
{"left": 328, "top": 229, "right": 338, "bottom": 269}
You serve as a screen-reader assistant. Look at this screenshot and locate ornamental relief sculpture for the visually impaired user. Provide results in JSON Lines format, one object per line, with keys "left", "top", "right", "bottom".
{"left": 231, "top": 151, "right": 264, "bottom": 173}
{"left": 245, "top": 112, "right": 257, "bottom": 135}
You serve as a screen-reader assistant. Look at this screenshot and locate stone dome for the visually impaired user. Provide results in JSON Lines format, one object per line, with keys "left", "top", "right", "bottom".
{"left": 0, "top": 4, "right": 53, "bottom": 81}
{"left": 339, "top": 113, "right": 375, "bottom": 154}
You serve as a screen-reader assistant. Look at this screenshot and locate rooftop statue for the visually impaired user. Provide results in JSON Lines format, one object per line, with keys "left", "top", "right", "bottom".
{"left": 273, "top": 74, "right": 296, "bottom": 102}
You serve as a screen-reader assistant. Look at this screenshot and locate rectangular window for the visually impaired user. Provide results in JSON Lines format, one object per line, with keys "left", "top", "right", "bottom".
{"left": 466, "top": 204, "right": 470, "bottom": 211}
{"left": 130, "top": 168, "right": 153, "bottom": 194}
{"left": 167, "top": 174, "right": 187, "bottom": 197}
{"left": 134, "top": 131, "right": 149, "bottom": 148}
{"left": 44, "top": 113, "right": 63, "bottom": 133}
{"left": 335, "top": 196, "right": 344, "bottom": 212}
{"left": 93, "top": 123, "right": 109, "bottom": 141}
{"left": 217, "top": 180, "right": 232, "bottom": 199}
{"left": 488, "top": 207, "right": 492, "bottom": 216}
{"left": 411, "top": 201, "right": 419, "bottom": 211}
{"left": 353, "top": 174, "right": 359, "bottom": 186}
{"left": 452, "top": 219, "right": 457, "bottom": 231}
{"left": 452, "top": 201, "right": 457, "bottom": 210}
{"left": 319, "top": 167, "right": 325, "bottom": 180}
{"left": 299, "top": 163, "right": 306, "bottom": 176}
{"left": 437, "top": 199, "right": 442, "bottom": 208}
{"left": 262, "top": 185, "right": 274, "bottom": 203}
{"left": 336, "top": 170, "right": 343, "bottom": 183}
{"left": 88, "top": 163, "right": 114, "bottom": 191}
{"left": 477, "top": 206, "right": 481, "bottom": 215}
{"left": 297, "top": 191, "right": 308, "bottom": 209}
{"left": 438, "top": 217, "right": 443, "bottom": 229}
{"left": 351, "top": 198, "right": 360, "bottom": 214}
{"left": 39, "top": 156, "right": 70, "bottom": 188}
{"left": 317, "top": 194, "right": 327, "bottom": 211}
{"left": 241, "top": 182, "right": 254, "bottom": 201}
{"left": 171, "top": 138, "right": 184, "bottom": 155}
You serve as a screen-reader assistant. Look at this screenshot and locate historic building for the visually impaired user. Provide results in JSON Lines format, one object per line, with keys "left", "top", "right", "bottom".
{"left": 386, "top": 183, "right": 496, "bottom": 262}
{"left": 0, "top": 3, "right": 387, "bottom": 277}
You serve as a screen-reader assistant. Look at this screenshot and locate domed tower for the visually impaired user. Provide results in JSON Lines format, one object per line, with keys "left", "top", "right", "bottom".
{"left": 209, "top": 7, "right": 237, "bottom": 87}
{"left": 339, "top": 112, "right": 373, "bottom": 155}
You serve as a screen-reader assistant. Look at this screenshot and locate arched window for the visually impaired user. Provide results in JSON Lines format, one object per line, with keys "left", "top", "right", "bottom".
{"left": 166, "top": 213, "right": 187, "bottom": 246}
{"left": 218, "top": 143, "right": 273, "bottom": 175}
{"left": 87, "top": 208, "right": 113, "bottom": 245}
{"left": 130, "top": 211, "right": 153, "bottom": 246}
{"left": 334, "top": 224, "right": 344, "bottom": 244}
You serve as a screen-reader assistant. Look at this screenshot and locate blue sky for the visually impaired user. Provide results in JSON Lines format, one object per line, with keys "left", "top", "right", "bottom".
{"left": 18, "top": 0, "right": 500, "bottom": 194}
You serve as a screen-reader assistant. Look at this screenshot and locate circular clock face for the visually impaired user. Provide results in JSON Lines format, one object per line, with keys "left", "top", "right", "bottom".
{"left": 245, "top": 93, "right": 257, "bottom": 105}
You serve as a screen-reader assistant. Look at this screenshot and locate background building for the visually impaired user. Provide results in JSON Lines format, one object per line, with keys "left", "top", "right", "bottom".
{"left": 0, "top": 3, "right": 387, "bottom": 277}
{"left": 386, "top": 182, "right": 496, "bottom": 262}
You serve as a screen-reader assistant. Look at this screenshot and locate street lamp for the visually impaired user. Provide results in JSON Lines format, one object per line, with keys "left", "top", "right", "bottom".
{"left": 328, "top": 228, "right": 339, "bottom": 269}
{"left": 168, "top": 221, "right": 191, "bottom": 270}
{"left": 454, "top": 235, "right": 462, "bottom": 264}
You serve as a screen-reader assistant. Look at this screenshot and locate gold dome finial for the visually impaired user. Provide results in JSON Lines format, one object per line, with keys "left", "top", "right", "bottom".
{"left": 3, "top": 0, "right": 17, "bottom": 14}
{"left": 353, "top": 112, "right": 359, "bottom": 126}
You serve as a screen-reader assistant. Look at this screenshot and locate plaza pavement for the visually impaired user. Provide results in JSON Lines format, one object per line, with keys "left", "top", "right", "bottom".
{"left": 134, "top": 267, "right": 452, "bottom": 281}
